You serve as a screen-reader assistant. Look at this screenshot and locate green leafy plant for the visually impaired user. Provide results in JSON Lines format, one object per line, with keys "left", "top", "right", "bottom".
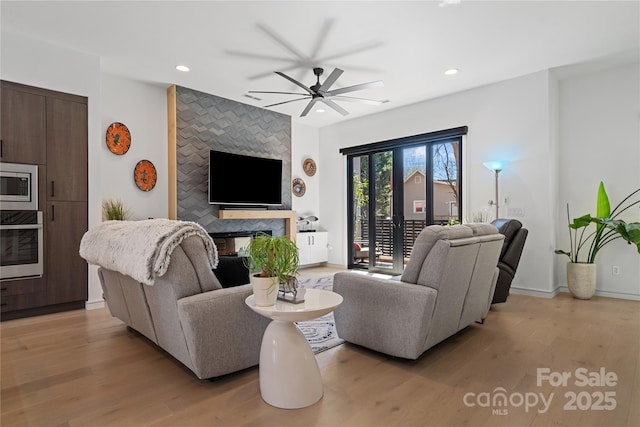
{"left": 555, "top": 182, "right": 640, "bottom": 263}
{"left": 243, "top": 233, "right": 299, "bottom": 286}
{"left": 102, "top": 198, "right": 129, "bottom": 220}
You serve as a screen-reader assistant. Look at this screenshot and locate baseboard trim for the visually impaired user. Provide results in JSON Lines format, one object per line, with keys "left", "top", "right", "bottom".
{"left": 85, "top": 300, "right": 105, "bottom": 310}
{"left": 510, "top": 285, "right": 640, "bottom": 301}
{"left": 509, "top": 286, "right": 560, "bottom": 299}
{"left": 555, "top": 286, "right": 640, "bottom": 301}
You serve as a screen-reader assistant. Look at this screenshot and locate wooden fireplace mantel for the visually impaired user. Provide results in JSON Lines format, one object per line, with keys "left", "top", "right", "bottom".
{"left": 218, "top": 210, "right": 297, "bottom": 240}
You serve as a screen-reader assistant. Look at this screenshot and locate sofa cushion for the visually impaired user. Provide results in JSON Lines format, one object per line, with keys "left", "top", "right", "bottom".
{"left": 180, "top": 236, "right": 223, "bottom": 291}
{"left": 401, "top": 225, "right": 474, "bottom": 284}
{"left": 465, "top": 223, "right": 499, "bottom": 237}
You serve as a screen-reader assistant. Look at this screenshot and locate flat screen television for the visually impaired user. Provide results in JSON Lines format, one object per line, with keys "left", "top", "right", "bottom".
{"left": 208, "top": 150, "right": 282, "bottom": 206}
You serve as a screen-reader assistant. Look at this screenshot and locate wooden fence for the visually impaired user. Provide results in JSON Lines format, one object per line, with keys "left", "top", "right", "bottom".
{"left": 359, "top": 219, "right": 429, "bottom": 258}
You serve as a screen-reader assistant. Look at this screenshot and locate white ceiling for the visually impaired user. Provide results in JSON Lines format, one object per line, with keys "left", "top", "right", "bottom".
{"left": 2, "top": 1, "right": 639, "bottom": 128}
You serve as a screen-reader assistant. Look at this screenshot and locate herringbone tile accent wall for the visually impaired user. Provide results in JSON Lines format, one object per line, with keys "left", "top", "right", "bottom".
{"left": 176, "top": 86, "right": 291, "bottom": 236}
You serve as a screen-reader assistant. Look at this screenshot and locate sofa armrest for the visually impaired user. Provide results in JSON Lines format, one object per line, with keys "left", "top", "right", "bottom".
{"left": 333, "top": 272, "right": 437, "bottom": 359}
{"left": 177, "top": 284, "right": 270, "bottom": 379}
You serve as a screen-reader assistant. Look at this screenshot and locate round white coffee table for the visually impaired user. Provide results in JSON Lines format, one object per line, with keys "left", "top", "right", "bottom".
{"left": 245, "top": 288, "right": 343, "bottom": 409}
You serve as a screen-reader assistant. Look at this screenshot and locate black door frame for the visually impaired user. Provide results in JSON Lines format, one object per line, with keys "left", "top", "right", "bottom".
{"left": 343, "top": 127, "right": 467, "bottom": 273}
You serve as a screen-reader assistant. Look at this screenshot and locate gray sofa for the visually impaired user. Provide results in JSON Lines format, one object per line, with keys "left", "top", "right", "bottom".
{"left": 333, "top": 224, "right": 504, "bottom": 360}
{"left": 94, "top": 233, "right": 270, "bottom": 379}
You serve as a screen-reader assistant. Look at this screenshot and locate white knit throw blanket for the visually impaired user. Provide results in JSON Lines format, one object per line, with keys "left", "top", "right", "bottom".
{"left": 79, "top": 219, "right": 218, "bottom": 285}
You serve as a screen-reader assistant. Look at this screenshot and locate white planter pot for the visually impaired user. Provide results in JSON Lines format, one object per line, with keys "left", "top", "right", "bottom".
{"left": 251, "top": 274, "right": 279, "bottom": 306}
{"left": 567, "top": 262, "right": 596, "bottom": 300}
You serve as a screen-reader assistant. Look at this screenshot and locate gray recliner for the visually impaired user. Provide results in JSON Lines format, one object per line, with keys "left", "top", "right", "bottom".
{"left": 333, "top": 224, "right": 504, "bottom": 360}
{"left": 490, "top": 219, "right": 528, "bottom": 303}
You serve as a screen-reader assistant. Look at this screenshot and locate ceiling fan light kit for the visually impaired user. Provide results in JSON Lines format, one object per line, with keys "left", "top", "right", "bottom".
{"left": 249, "top": 67, "right": 387, "bottom": 117}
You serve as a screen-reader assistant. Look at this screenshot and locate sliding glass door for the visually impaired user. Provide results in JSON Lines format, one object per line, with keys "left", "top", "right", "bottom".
{"left": 345, "top": 130, "right": 463, "bottom": 275}
{"left": 349, "top": 149, "right": 404, "bottom": 273}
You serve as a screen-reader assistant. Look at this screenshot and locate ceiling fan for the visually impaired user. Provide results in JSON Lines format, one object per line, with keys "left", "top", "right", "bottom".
{"left": 249, "top": 67, "right": 388, "bottom": 117}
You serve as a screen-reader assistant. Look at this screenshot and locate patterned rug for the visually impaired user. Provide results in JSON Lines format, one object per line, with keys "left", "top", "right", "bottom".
{"left": 296, "top": 276, "right": 345, "bottom": 354}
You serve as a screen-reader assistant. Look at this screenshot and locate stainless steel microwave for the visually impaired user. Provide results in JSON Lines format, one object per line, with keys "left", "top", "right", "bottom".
{"left": 0, "top": 162, "right": 39, "bottom": 211}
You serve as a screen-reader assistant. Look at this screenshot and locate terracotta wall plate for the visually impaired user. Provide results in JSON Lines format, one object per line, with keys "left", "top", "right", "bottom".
{"left": 106, "top": 122, "right": 131, "bottom": 155}
{"left": 134, "top": 159, "right": 157, "bottom": 191}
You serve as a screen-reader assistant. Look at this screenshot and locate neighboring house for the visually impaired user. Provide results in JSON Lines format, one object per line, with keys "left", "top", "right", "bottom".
{"left": 403, "top": 170, "right": 458, "bottom": 222}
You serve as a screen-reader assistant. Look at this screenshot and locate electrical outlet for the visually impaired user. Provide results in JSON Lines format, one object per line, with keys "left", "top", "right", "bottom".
{"left": 507, "top": 207, "right": 524, "bottom": 217}
{"left": 612, "top": 265, "right": 621, "bottom": 275}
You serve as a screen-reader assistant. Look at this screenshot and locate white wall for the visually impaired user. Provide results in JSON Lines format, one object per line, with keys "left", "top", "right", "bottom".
{"left": 319, "top": 71, "right": 558, "bottom": 296}
{"left": 100, "top": 74, "right": 168, "bottom": 221}
{"left": 556, "top": 63, "right": 640, "bottom": 299}
{"left": 291, "top": 122, "right": 320, "bottom": 225}
{"left": 318, "top": 63, "right": 640, "bottom": 299}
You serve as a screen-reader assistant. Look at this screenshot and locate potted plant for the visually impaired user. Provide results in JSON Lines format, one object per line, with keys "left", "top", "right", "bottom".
{"left": 102, "top": 198, "right": 130, "bottom": 220}
{"left": 555, "top": 182, "right": 640, "bottom": 299}
{"left": 243, "top": 232, "right": 300, "bottom": 306}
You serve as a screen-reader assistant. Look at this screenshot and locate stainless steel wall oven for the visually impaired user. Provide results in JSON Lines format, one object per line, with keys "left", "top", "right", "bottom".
{"left": 0, "top": 210, "right": 44, "bottom": 280}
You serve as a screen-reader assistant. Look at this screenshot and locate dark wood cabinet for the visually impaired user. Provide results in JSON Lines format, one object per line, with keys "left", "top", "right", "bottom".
{"left": 1, "top": 81, "right": 88, "bottom": 320}
{"left": 0, "top": 81, "right": 47, "bottom": 164}
{"left": 0, "top": 278, "right": 48, "bottom": 314}
{"left": 46, "top": 97, "right": 88, "bottom": 202}
{"left": 45, "top": 201, "right": 88, "bottom": 305}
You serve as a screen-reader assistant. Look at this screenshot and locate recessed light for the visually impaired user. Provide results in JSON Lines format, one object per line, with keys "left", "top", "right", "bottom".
{"left": 176, "top": 65, "right": 190, "bottom": 72}
{"left": 439, "top": 0, "right": 461, "bottom": 7}
{"left": 444, "top": 68, "right": 459, "bottom": 76}
{"left": 316, "top": 108, "right": 325, "bottom": 113}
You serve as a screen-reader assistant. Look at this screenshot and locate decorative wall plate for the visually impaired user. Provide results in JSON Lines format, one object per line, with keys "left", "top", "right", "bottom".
{"left": 292, "top": 178, "right": 306, "bottom": 197}
{"left": 134, "top": 160, "right": 157, "bottom": 191}
{"left": 105, "top": 122, "right": 131, "bottom": 155}
{"left": 303, "top": 158, "right": 316, "bottom": 177}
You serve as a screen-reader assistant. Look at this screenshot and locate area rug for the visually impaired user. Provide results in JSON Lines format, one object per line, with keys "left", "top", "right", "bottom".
{"left": 296, "top": 276, "right": 344, "bottom": 354}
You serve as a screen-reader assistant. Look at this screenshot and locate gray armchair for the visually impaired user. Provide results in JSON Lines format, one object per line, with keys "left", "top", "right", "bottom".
{"left": 333, "top": 224, "right": 504, "bottom": 360}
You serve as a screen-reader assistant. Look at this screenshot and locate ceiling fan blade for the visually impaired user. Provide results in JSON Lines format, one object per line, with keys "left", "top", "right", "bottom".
{"left": 318, "top": 68, "right": 344, "bottom": 93}
{"left": 257, "top": 23, "right": 310, "bottom": 63}
{"left": 327, "top": 80, "right": 384, "bottom": 96}
{"left": 249, "top": 91, "right": 309, "bottom": 96}
{"left": 225, "top": 49, "right": 294, "bottom": 63}
{"left": 332, "top": 95, "right": 390, "bottom": 105}
{"left": 275, "top": 71, "right": 314, "bottom": 95}
{"left": 264, "top": 96, "right": 311, "bottom": 108}
{"left": 321, "top": 99, "right": 349, "bottom": 116}
{"left": 318, "top": 41, "right": 384, "bottom": 63}
{"left": 300, "top": 99, "right": 319, "bottom": 117}
{"left": 309, "top": 19, "right": 335, "bottom": 59}
{"left": 247, "top": 63, "right": 303, "bottom": 80}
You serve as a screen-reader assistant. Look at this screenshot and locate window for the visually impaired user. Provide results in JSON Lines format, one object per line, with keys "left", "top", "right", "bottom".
{"left": 414, "top": 200, "right": 425, "bottom": 213}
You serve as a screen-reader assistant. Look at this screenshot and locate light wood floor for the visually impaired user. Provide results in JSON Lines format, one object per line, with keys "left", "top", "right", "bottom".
{"left": 2, "top": 266, "right": 639, "bottom": 427}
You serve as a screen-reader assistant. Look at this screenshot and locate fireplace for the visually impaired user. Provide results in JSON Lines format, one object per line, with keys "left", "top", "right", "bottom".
{"left": 209, "top": 230, "right": 271, "bottom": 256}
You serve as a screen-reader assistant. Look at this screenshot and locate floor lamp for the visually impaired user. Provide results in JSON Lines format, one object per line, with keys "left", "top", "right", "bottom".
{"left": 483, "top": 161, "right": 505, "bottom": 220}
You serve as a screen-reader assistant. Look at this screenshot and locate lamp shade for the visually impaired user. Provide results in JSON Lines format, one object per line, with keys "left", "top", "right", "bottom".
{"left": 483, "top": 161, "right": 506, "bottom": 172}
